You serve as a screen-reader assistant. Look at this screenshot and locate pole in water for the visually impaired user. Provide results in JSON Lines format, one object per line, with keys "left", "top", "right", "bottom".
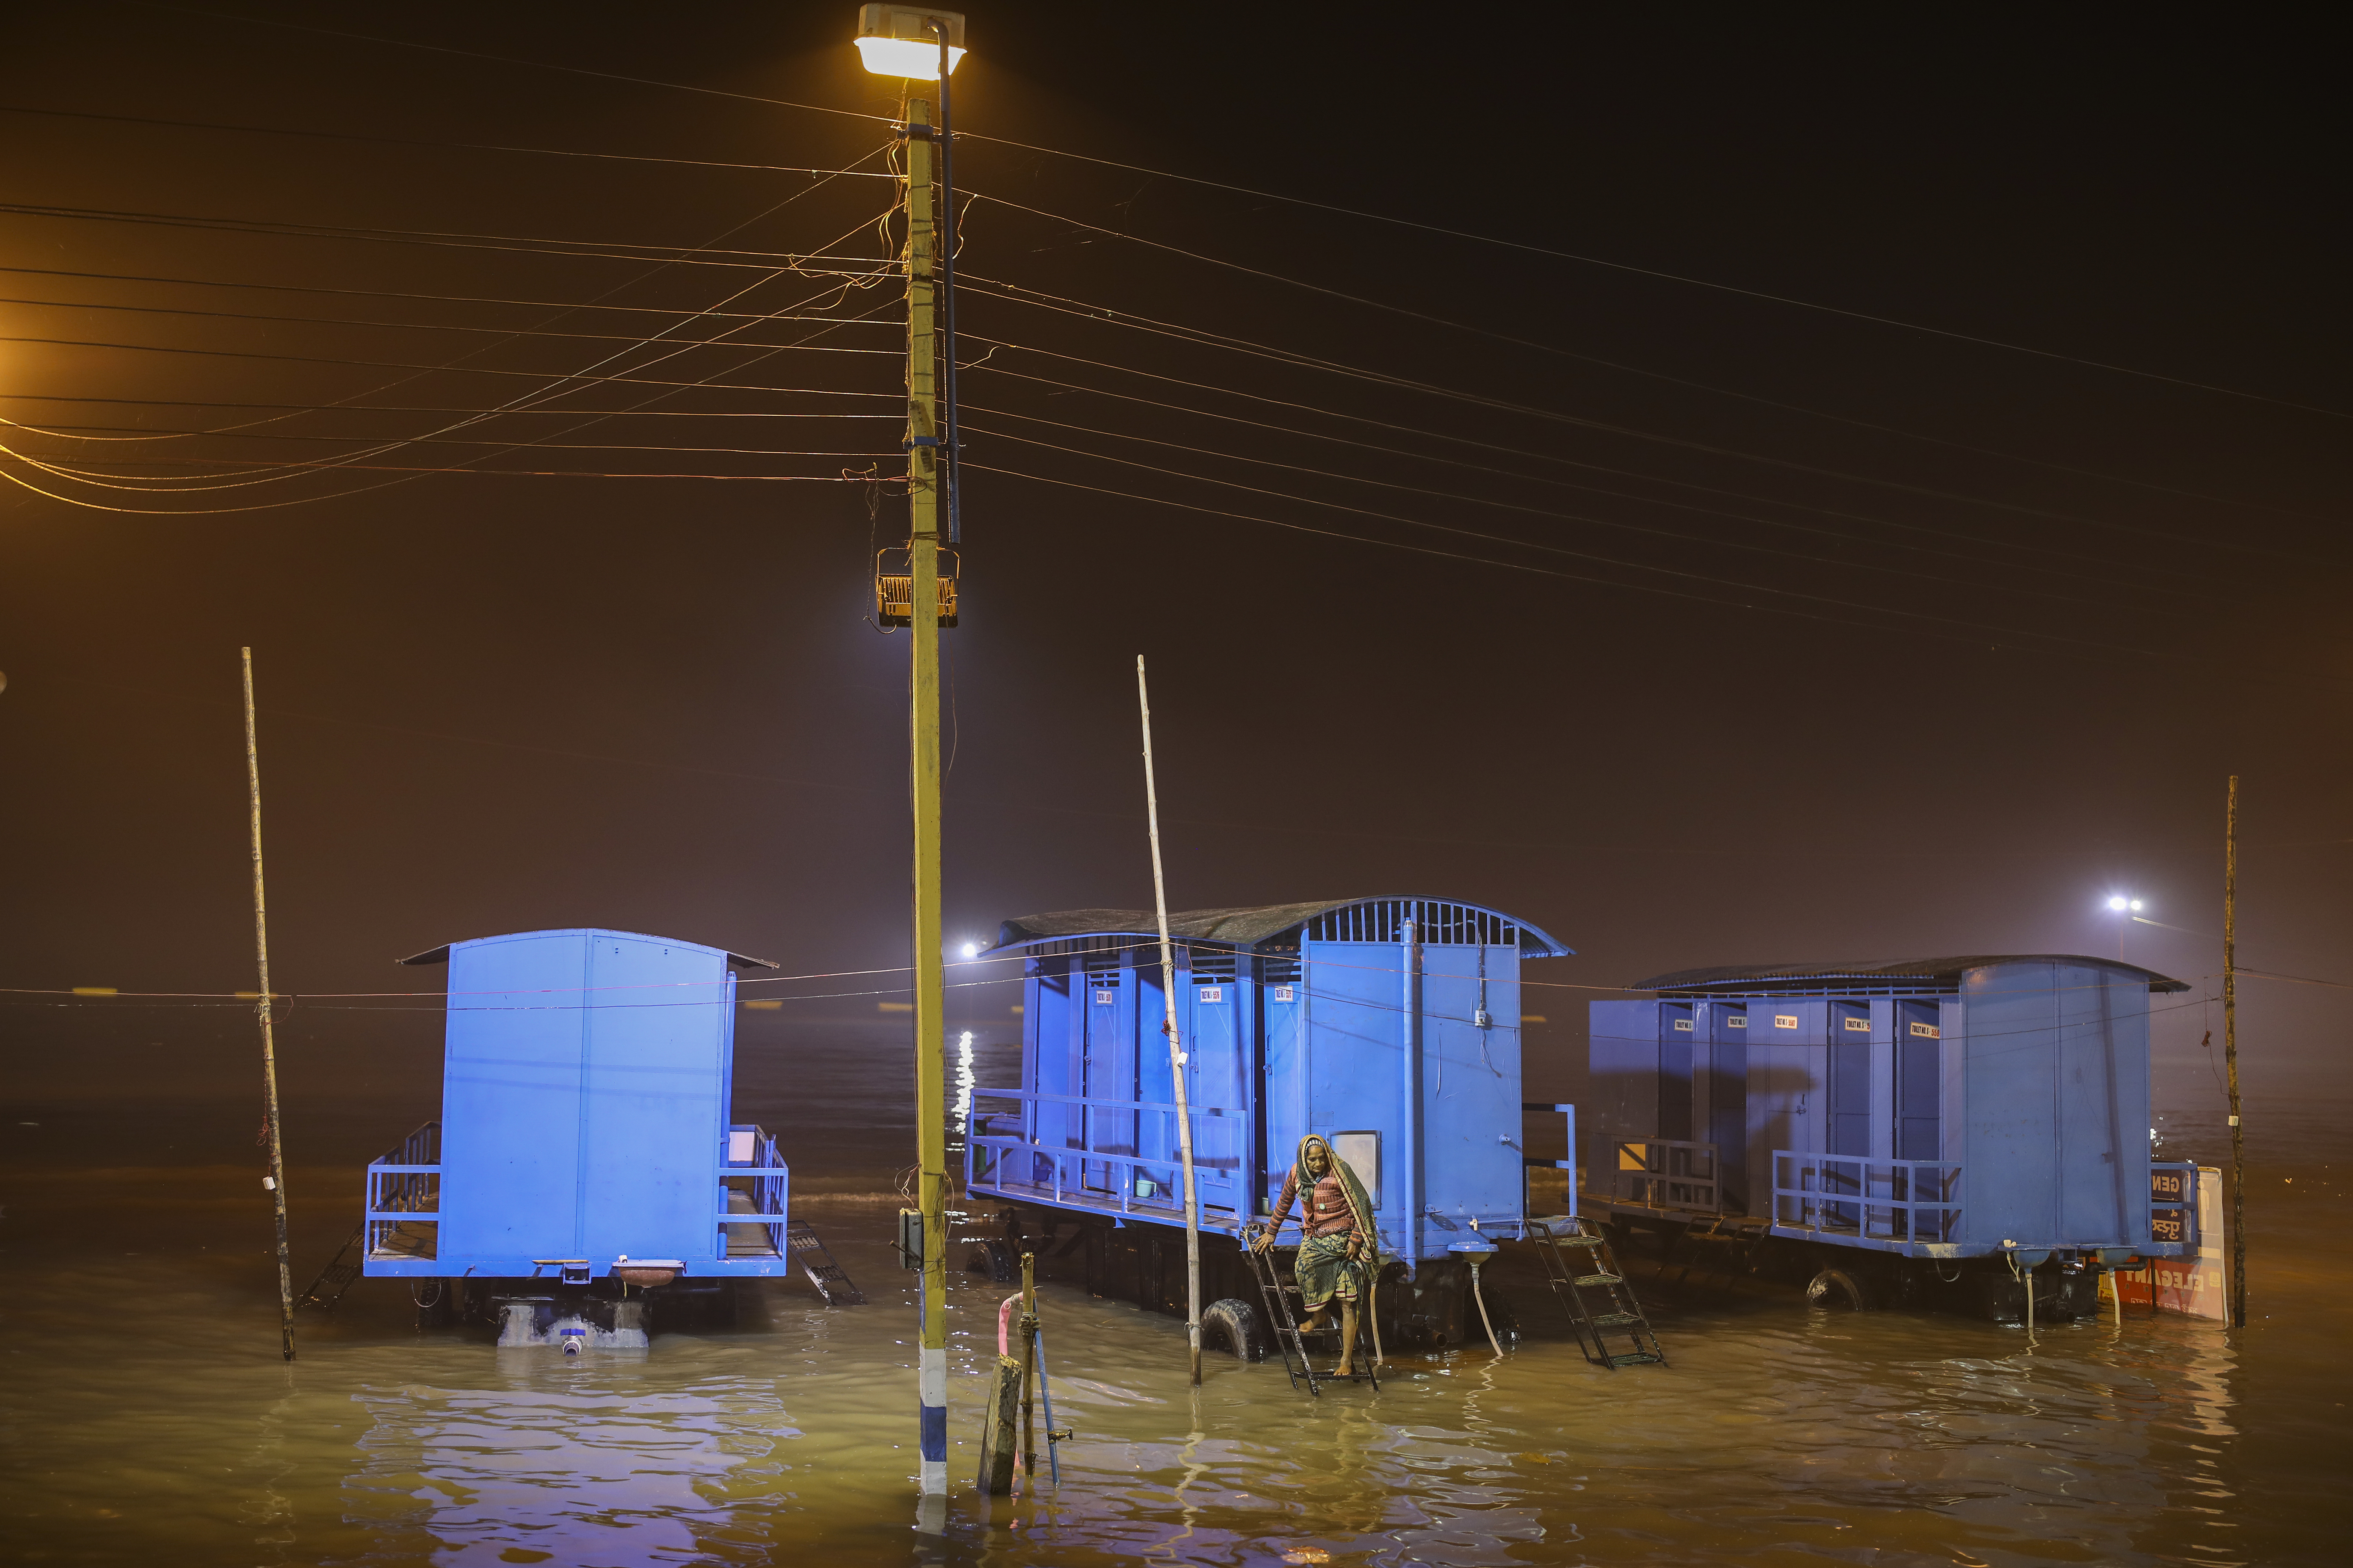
{"left": 898, "top": 93, "right": 951, "bottom": 1492}
{"left": 1136, "top": 655, "right": 1203, "bottom": 1386}
{"left": 2223, "top": 775, "right": 2247, "bottom": 1328}
{"left": 242, "top": 649, "right": 296, "bottom": 1361}
{"left": 1019, "top": 1251, "right": 1039, "bottom": 1485}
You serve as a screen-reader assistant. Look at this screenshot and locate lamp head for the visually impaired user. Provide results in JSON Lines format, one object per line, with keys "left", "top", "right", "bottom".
{"left": 960, "top": 941, "right": 979, "bottom": 959}
{"left": 2107, "top": 896, "right": 2128, "bottom": 911}
{"left": 856, "top": 5, "right": 966, "bottom": 79}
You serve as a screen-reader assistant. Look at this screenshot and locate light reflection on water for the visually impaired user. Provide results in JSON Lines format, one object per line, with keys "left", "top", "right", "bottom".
{"left": 0, "top": 1078, "right": 2335, "bottom": 1567}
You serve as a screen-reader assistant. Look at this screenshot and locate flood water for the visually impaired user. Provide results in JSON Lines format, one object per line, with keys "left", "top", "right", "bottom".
{"left": 3, "top": 1021, "right": 2344, "bottom": 1566}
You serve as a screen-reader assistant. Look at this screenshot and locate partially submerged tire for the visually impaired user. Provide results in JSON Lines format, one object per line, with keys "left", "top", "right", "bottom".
{"left": 966, "top": 1240, "right": 1015, "bottom": 1282}
{"left": 1805, "top": 1267, "right": 1877, "bottom": 1311}
{"left": 1200, "top": 1297, "right": 1269, "bottom": 1361}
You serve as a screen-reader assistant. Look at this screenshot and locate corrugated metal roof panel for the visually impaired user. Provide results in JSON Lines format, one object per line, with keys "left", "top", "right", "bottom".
{"left": 1635, "top": 955, "right": 2190, "bottom": 995}
{"left": 993, "top": 897, "right": 1572, "bottom": 957}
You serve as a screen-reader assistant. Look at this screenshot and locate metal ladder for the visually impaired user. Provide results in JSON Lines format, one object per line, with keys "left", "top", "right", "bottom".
{"left": 295, "top": 1222, "right": 367, "bottom": 1311}
{"left": 785, "top": 1219, "right": 866, "bottom": 1305}
{"left": 1238, "top": 1225, "right": 1323, "bottom": 1395}
{"left": 1529, "top": 1216, "right": 1666, "bottom": 1368}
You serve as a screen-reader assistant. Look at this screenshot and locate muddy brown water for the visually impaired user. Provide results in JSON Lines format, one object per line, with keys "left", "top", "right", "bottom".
{"left": 2, "top": 1026, "right": 2344, "bottom": 1566}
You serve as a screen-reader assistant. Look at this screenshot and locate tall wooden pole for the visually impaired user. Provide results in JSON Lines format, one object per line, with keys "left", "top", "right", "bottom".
{"left": 901, "top": 95, "right": 950, "bottom": 1493}
{"left": 242, "top": 648, "right": 295, "bottom": 1361}
{"left": 1136, "top": 657, "right": 1203, "bottom": 1385}
{"left": 2223, "top": 775, "right": 2246, "bottom": 1327}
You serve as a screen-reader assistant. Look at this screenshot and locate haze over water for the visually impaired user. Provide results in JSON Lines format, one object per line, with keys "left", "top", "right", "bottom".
{"left": 2, "top": 1021, "right": 2343, "bottom": 1566}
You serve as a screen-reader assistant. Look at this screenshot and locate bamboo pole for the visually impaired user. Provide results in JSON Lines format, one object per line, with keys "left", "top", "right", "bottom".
{"left": 242, "top": 649, "right": 296, "bottom": 1361}
{"left": 1136, "top": 655, "right": 1203, "bottom": 1386}
{"left": 2223, "top": 775, "right": 2246, "bottom": 1328}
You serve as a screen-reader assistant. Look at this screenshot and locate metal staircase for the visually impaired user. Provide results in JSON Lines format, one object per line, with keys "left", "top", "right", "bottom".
{"left": 785, "top": 1219, "right": 866, "bottom": 1305}
{"left": 295, "top": 1222, "right": 367, "bottom": 1311}
{"left": 1529, "top": 1216, "right": 1666, "bottom": 1369}
{"left": 1238, "top": 1225, "right": 1322, "bottom": 1394}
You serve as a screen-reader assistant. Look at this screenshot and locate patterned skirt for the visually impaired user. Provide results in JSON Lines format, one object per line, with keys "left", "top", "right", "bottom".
{"left": 1295, "top": 1233, "right": 1363, "bottom": 1308}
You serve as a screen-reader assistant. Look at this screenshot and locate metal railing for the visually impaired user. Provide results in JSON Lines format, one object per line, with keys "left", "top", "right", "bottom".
{"left": 1772, "top": 1151, "right": 1961, "bottom": 1243}
{"left": 720, "top": 1124, "right": 787, "bottom": 1257}
{"left": 1612, "top": 1137, "right": 1719, "bottom": 1213}
{"left": 365, "top": 1120, "right": 441, "bottom": 1260}
{"left": 966, "top": 1086, "right": 1245, "bottom": 1218}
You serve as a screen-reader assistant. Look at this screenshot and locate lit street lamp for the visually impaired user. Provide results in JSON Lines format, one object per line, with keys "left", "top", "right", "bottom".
{"left": 2104, "top": 894, "right": 2145, "bottom": 959}
{"left": 856, "top": 3, "right": 969, "bottom": 1503}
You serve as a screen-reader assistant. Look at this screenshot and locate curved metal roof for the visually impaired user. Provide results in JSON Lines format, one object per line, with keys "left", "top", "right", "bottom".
{"left": 397, "top": 927, "right": 777, "bottom": 970}
{"left": 992, "top": 897, "right": 1572, "bottom": 957}
{"left": 1636, "top": 955, "right": 2190, "bottom": 995}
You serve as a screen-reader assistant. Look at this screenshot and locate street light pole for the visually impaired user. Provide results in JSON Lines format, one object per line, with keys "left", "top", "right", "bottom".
{"left": 2223, "top": 777, "right": 2246, "bottom": 1327}
{"left": 901, "top": 92, "right": 950, "bottom": 1494}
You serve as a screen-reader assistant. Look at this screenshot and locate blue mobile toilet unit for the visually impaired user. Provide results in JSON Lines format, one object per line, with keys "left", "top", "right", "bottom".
{"left": 360, "top": 928, "right": 799, "bottom": 1343}
{"left": 966, "top": 896, "right": 1573, "bottom": 1349}
{"left": 1584, "top": 955, "right": 2202, "bottom": 1319}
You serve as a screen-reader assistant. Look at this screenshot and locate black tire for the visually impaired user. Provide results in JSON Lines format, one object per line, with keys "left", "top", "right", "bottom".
{"left": 1200, "top": 1297, "right": 1268, "bottom": 1361}
{"left": 965, "top": 1240, "right": 1015, "bottom": 1282}
{"left": 1805, "top": 1267, "right": 1877, "bottom": 1311}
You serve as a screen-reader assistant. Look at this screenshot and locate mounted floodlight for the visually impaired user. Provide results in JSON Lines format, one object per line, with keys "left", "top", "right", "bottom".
{"left": 960, "top": 941, "right": 980, "bottom": 959}
{"left": 855, "top": 5, "right": 966, "bottom": 78}
{"left": 2131, "top": 899, "right": 2145, "bottom": 911}
{"left": 2107, "top": 896, "right": 2129, "bottom": 911}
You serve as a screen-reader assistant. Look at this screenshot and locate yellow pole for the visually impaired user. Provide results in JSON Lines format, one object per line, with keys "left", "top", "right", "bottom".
{"left": 2223, "top": 776, "right": 2246, "bottom": 1328}
{"left": 242, "top": 648, "right": 296, "bottom": 1361}
{"left": 902, "top": 95, "right": 950, "bottom": 1493}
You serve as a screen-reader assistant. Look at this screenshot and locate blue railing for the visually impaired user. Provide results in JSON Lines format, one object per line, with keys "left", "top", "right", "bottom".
{"left": 366, "top": 1121, "right": 442, "bottom": 1260}
{"left": 721, "top": 1124, "right": 787, "bottom": 1257}
{"left": 966, "top": 1086, "right": 1246, "bottom": 1221}
{"left": 1772, "top": 1151, "right": 1962, "bottom": 1243}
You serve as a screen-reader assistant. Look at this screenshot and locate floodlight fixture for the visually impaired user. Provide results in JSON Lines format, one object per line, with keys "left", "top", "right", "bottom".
{"left": 2107, "top": 896, "right": 2128, "bottom": 911}
{"left": 856, "top": 5, "right": 966, "bottom": 78}
{"left": 960, "top": 941, "right": 980, "bottom": 959}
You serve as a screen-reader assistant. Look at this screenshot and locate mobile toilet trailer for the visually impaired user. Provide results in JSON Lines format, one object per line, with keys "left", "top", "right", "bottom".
{"left": 1583, "top": 955, "right": 2203, "bottom": 1321}
{"left": 964, "top": 897, "right": 1574, "bottom": 1353}
{"left": 359, "top": 928, "right": 807, "bottom": 1347}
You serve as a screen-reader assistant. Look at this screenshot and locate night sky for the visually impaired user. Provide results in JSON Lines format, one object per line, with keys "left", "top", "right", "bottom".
{"left": 2, "top": 4, "right": 2344, "bottom": 1137}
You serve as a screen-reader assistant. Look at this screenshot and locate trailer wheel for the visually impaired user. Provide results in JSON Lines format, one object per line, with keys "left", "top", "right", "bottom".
{"left": 1805, "top": 1267, "right": 1877, "bottom": 1311}
{"left": 965, "top": 1240, "right": 1015, "bottom": 1283}
{"left": 1200, "top": 1297, "right": 1268, "bottom": 1361}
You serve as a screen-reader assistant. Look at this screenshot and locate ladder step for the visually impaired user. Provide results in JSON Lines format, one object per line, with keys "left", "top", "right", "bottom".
{"left": 1590, "top": 1312, "right": 1644, "bottom": 1327}
{"left": 1608, "top": 1352, "right": 1665, "bottom": 1367}
{"left": 1573, "top": 1274, "right": 1623, "bottom": 1287}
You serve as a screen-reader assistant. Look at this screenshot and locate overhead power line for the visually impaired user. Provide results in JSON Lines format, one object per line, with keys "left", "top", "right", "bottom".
{"left": 0, "top": 104, "right": 904, "bottom": 177}
{"left": 967, "top": 462, "right": 2166, "bottom": 663}
{"left": 956, "top": 138, "right": 2348, "bottom": 422}
{"left": 963, "top": 429, "right": 2163, "bottom": 656}
{"left": 960, "top": 335, "right": 2215, "bottom": 582}
{"left": 0, "top": 200, "right": 900, "bottom": 274}
{"left": 960, "top": 366, "right": 2204, "bottom": 596}
{"left": 960, "top": 277, "right": 2329, "bottom": 564}
{"left": 155, "top": 0, "right": 2336, "bottom": 420}
{"left": 139, "top": 3, "right": 895, "bottom": 126}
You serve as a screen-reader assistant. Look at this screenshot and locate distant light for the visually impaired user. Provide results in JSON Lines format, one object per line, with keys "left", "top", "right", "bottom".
{"left": 2107, "top": 896, "right": 2128, "bottom": 911}
{"left": 960, "top": 941, "right": 979, "bottom": 959}
{"left": 2130, "top": 899, "right": 2145, "bottom": 911}
{"left": 854, "top": 36, "right": 965, "bottom": 78}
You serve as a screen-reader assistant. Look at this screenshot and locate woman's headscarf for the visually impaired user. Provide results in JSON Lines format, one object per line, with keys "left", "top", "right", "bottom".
{"left": 1292, "top": 1133, "right": 1384, "bottom": 1263}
